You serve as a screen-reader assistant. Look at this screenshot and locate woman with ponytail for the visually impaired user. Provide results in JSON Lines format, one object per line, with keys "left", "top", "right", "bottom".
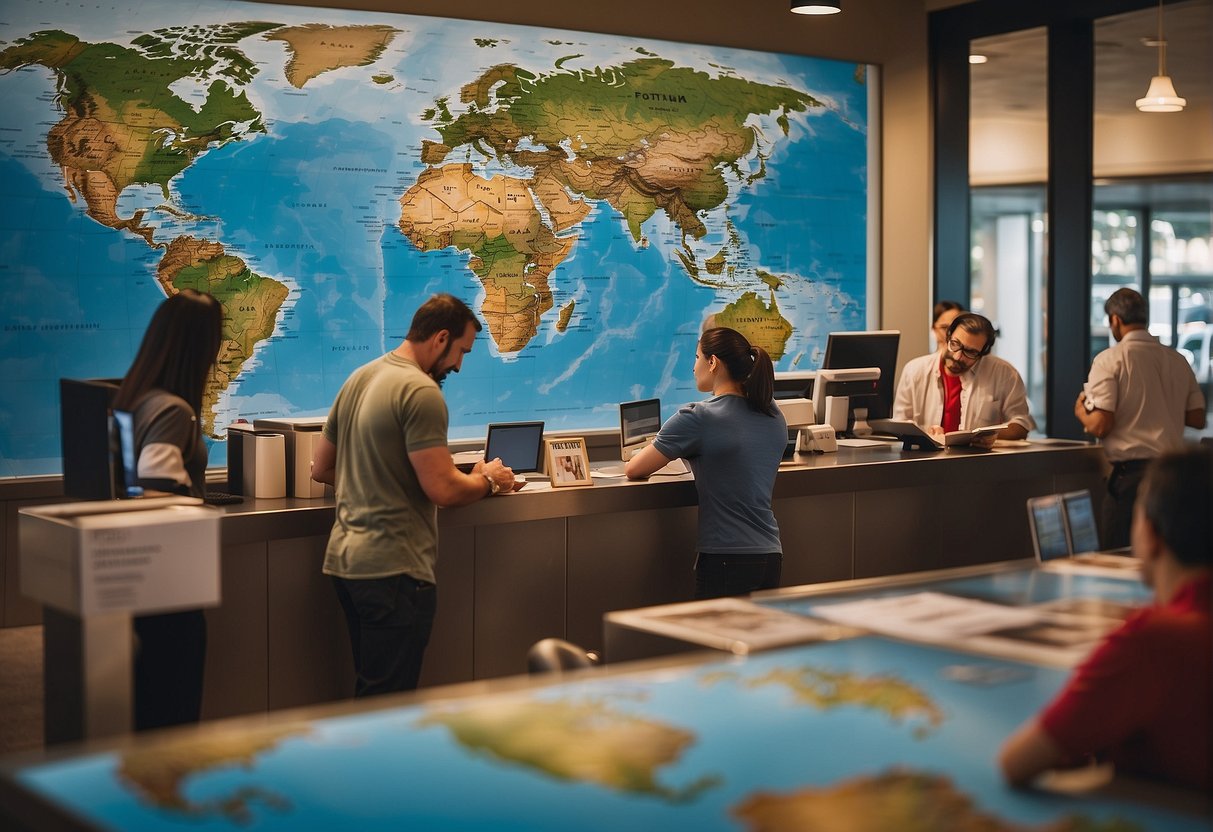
{"left": 626, "top": 327, "right": 787, "bottom": 598}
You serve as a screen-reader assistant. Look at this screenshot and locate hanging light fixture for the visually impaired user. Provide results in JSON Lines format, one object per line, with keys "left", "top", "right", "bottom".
{"left": 1136, "top": 0, "right": 1186, "bottom": 112}
{"left": 791, "top": 0, "right": 841, "bottom": 14}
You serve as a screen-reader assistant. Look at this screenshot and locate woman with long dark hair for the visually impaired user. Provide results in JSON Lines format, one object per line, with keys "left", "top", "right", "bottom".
{"left": 626, "top": 327, "right": 787, "bottom": 598}
{"left": 113, "top": 288, "right": 223, "bottom": 730}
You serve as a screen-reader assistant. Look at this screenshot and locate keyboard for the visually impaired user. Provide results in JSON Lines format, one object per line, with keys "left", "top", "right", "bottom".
{"left": 204, "top": 490, "right": 244, "bottom": 506}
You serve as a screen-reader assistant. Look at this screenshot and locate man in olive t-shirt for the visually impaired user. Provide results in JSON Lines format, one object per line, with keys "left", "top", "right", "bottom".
{"left": 312, "top": 294, "right": 515, "bottom": 695}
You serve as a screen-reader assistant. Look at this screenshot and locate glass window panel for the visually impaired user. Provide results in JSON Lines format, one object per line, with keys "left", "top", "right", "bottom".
{"left": 969, "top": 28, "right": 1047, "bottom": 434}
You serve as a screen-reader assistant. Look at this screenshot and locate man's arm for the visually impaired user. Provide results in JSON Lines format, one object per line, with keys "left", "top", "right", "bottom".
{"left": 311, "top": 435, "right": 337, "bottom": 485}
{"left": 998, "top": 719, "right": 1068, "bottom": 787}
{"left": 625, "top": 443, "right": 673, "bottom": 480}
{"left": 994, "top": 362, "right": 1034, "bottom": 439}
{"left": 1185, "top": 407, "right": 1207, "bottom": 430}
{"left": 1074, "top": 392, "right": 1116, "bottom": 438}
{"left": 410, "top": 447, "right": 514, "bottom": 507}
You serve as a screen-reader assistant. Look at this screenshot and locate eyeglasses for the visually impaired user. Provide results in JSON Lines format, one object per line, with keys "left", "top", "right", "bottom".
{"left": 946, "top": 338, "right": 985, "bottom": 360}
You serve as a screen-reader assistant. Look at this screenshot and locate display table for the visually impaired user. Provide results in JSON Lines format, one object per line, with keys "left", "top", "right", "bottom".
{"left": 2, "top": 560, "right": 1206, "bottom": 832}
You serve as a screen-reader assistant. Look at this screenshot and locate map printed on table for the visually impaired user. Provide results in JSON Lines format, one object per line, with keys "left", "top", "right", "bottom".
{"left": 0, "top": 0, "right": 871, "bottom": 476}
{"left": 10, "top": 637, "right": 1203, "bottom": 831}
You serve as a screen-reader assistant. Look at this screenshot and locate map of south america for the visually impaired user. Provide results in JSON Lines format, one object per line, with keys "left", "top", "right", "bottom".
{"left": 0, "top": 1, "right": 869, "bottom": 474}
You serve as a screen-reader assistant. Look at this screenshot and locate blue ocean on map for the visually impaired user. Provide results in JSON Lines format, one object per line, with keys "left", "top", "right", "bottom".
{"left": 15, "top": 636, "right": 1203, "bottom": 831}
{"left": 0, "top": 0, "right": 871, "bottom": 475}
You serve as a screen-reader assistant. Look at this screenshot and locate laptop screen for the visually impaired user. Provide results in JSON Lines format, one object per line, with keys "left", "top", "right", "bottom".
{"left": 484, "top": 422, "right": 545, "bottom": 473}
{"left": 1062, "top": 490, "right": 1101, "bottom": 554}
{"left": 1027, "top": 495, "right": 1070, "bottom": 561}
{"left": 620, "top": 399, "right": 661, "bottom": 447}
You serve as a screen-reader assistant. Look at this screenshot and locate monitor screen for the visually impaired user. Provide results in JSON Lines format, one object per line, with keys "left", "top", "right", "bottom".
{"left": 59, "top": 377, "right": 122, "bottom": 500}
{"left": 1062, "top": 490, "right": 1101, "bottom": 553}
{"left": 773, "top": 370, "right": 816, "bottom": 400}
{"left": 111, "top": 409, "right": 144, "bottom": 498}
{"left": 1027, "top": 495, "right": 1070, "bottom": 561}
{"left": 620, "top": 399, "right": 662, "bottom": 446}
{"left": 822, "top": 330, "right": 900, "bottom": 419}
{"left": 484, "top": 421, "right": 545, "bottom": 473}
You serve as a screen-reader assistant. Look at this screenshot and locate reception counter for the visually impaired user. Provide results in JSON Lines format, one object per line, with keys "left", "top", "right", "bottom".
{"left": 1, "top": 439, "right": 1108, "bottom": 722}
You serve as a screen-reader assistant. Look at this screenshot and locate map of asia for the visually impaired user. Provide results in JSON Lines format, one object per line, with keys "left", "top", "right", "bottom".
{"left": 0, "top": 0, "right": 870, "bottom": 475}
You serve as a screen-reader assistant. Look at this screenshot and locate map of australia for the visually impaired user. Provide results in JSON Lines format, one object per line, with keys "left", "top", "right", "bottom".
{"left": 0, "top": 0, "right": 869, "bottom": 475}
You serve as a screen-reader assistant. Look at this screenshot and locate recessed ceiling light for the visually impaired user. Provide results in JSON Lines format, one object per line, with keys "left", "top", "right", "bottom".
{"left": 969, "top": 54, "right": 988, "bottom": 64}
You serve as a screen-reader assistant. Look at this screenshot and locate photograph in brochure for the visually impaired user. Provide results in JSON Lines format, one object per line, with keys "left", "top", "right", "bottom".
{"left": 544, "top": 437, "right": 592, "bottom": 487}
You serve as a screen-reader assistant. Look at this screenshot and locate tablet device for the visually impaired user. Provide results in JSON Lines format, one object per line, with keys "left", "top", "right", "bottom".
{"left": 1061, "top": 489, "right": 1101, "bottom": 555}
{"left": 1027, "top": 494, "right": 1070, "bottom": 562}
{"left": 484, "top": 421, "right": 545, "bottom": 474}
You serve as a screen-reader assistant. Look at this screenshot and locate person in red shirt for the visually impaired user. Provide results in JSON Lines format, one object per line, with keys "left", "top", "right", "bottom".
{"left": 999, "top": 447, "right": 1212, "bottom": 791}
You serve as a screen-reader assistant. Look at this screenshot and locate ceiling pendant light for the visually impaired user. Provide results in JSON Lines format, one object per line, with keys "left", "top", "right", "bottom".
{"left": 1136, "top": 0, "right": 1186, "bottom": 112}
{"left": 791, "top": 0, "right": 841, "bottom": 14}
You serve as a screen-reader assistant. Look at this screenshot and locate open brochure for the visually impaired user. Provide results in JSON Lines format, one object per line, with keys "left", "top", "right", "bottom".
{"left": 870, "top": 418, "right": 1009, "bottom": 449}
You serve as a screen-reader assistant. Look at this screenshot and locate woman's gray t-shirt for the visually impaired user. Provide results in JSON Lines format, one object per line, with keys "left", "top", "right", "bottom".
{"left": 652, "top": 394, "right": 787, "bottom": 554}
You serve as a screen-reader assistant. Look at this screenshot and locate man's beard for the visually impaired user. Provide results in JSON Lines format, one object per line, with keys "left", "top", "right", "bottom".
{"left": 429, "top": 341, "right": 453, "bottom": 387}
{"left": 943, "top": 355, "right": 970, "bottom": 375}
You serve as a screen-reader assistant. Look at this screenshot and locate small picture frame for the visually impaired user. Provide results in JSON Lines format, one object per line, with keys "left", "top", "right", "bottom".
{"left": 544, "top": 437, "right": 592, "bottom": 488}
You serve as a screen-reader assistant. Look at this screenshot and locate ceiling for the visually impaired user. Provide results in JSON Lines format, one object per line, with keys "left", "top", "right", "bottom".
{"left": 969, "top": 0, "right": 1211, "bottom": 120}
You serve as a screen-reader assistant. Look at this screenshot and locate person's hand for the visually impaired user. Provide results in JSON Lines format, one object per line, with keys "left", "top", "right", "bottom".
{"left": 480, "top": 457, "right": 516, "bottom": 494}
{"left": 927, "top": 425, "right": 945, "bottom": 438}
{"left": 971, "top": 433, "right": 997, "bottom": 449}
{"left": 1073, "top": 391, "right": 1089, "bottom": 422}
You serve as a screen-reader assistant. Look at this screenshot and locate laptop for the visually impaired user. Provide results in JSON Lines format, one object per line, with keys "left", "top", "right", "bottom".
{"left": 1027, "top": 491, "right": 1137, "bottom": 573}
{"left": 600, "top": 399, "right": 686, "bottom": 476}
{"left": 1026, "top": 494, "right": 1070, "bottom": 562}
{"left": 620, "top": 398, "right": 662, "bottom": 461}
{"left": 1061, "top": 489, "right": 1136, "bottom": 568}
{"left": 484, "top": 421, "right": 546, "bottom": 480}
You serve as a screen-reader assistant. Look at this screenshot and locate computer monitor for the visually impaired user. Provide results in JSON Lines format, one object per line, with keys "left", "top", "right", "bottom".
{"left": 111, "top": 409, "right": 144, "bottom": 498}
{"left": 773, "top": 370, "right": 816, "bottom": 400}
{"left": 810, "top": 367, "right": 880, "bottom": 433}
{"left": 823, "top": 330, "right": 900, "bottom": 419}
{"left": 59, "top": 377, "right": 122, "bottom": 500}
{"left": 619, "top": 399, "right": 662, "bottom": 461}
{"left": 484, "top": 421, "right": 545, "bottom": 473}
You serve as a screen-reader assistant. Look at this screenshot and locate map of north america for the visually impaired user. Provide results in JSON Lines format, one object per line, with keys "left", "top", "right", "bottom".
{"left": 0, "top": 1, "right": 868, "bottom": 474}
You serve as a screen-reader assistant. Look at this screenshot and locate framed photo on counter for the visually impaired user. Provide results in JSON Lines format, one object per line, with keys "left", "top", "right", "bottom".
{"left": 544, "top": 437, "right": 592, "bottom": 487}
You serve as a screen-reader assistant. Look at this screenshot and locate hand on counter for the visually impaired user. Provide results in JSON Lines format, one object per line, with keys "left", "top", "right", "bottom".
{"left": 475, "top": 457, "right": 519, "bottom": 495}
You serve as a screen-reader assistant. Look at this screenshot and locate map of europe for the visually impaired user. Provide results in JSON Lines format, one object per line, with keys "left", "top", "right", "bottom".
{"left": 0, "top": 0, "right": 870, "bottom": 475}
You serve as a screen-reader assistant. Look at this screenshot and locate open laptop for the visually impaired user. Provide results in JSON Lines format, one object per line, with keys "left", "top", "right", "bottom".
{"left": 599, "top": 399, "right": 685, "bottom": 476}
{"left": 485, "top": 421, "right": 547, "bottom": 481}
{"left": 620, "top": 398, "right": 662, "bottom": 461}
{"left": 1060, "top": 489, "right": 1136, "bottom": 568}
{"left": 1027, "top": 491, "right": 1137, "bottom": 573}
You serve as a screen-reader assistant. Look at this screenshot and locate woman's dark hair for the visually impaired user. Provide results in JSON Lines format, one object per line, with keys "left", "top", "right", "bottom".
{"left": 699, "top": 327, "right": 776, "bottom": 416}
{"left": 932, "top": 300, "right": 965, "bottom": 325}
{"left": 113, "top": 289, "right": 223, "bottom": 415}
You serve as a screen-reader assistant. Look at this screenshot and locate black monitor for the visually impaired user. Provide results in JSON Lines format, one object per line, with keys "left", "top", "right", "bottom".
{"left": 59, "top": 378, "right": 122, "bottom": 500}
{"left": 484, "top": 421, "right": 545, "bottom": 474}
{"left": 823, "top": 330, "right": 900, "bottom": 420}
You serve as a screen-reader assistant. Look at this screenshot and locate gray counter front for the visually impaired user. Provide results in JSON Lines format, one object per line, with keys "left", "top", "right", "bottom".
{"left": 2, "top": 440, "right": 1107, "bottom": 723}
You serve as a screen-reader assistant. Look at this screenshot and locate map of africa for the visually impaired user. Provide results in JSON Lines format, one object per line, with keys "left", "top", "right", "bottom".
{"left": 0, "top": 0, "right": 870, "bottom": 476}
